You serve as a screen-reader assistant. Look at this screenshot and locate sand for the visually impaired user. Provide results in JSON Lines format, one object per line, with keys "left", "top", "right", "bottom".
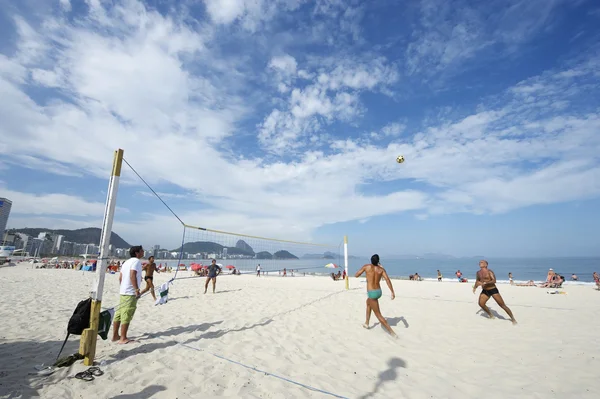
{"left": 1, "top": 263, "right": 599, "bottom": 399}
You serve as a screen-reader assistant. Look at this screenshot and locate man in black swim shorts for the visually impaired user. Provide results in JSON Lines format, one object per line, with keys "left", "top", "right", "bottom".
{"left": 204, "top": 259, "right": 222, "bottom": 294}
{"left": 141, "top": 255, "right": 160, "bottom": 301}
{"left": 473, "top": 260, "right": 517, "bottom": 324}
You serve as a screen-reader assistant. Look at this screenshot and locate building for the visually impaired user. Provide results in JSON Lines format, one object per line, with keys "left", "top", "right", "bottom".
{"left": 52, "top": 234, "right": 65, "bottom": 254}
{"left": 0, "top": 198, "right": 12, "bottom": 242}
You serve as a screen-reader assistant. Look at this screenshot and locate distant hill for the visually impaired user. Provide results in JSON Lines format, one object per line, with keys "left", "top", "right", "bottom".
{"left": 302, "top": 251, "right": 337, "bottom": 259}
{"left": 173, "top": 241, "right": 255, "bottom": 256}
{"left": 274, "top": 250, "right": 298, "bottom": 259}
{"left": 256, "top": 251, "right": 273, "bottom": 260}
{"left": 235, "top": 240, "right": 255, "bottom": 255}
{"left": 8, "top": 227, "right": 131, "bottom": 248}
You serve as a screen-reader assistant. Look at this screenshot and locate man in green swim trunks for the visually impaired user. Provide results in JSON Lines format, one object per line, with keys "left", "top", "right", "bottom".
{"left": 355, "top": 254, "right": 397, "bottom": 337}
{"left": 112, "top": 245, "right": 144, "bottom": 344}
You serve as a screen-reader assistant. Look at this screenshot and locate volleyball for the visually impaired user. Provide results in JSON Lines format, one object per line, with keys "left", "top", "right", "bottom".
{"left": 396, "top": 155, "right": 405, "bottom": 164}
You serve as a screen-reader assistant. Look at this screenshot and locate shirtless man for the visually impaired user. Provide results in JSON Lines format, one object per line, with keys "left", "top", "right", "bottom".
{"left": 204, "top": 259, "right": 222, "bottom": 294}
{"left": 141, "top": 255, "right": 160, "bottom": 301}
{"left": 473, "top": 260, "right": 517, "bottom": 324}
{"left": 355, "top": 254, "right": 397, "bottom": 337}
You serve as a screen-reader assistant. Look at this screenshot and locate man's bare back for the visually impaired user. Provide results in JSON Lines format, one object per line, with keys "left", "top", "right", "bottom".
{"left": 362, "top": 264, "right": 386, "bottom": 291}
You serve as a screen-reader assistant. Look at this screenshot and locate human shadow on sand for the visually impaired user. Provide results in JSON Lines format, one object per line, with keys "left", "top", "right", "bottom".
{"left": 360, "top": 357, "right": 407, "bottom": 399}
{"left": 142, "top": 321, "right": 223, "bottom": 340}
{"left": 106, "top": 340, "right": 180, "bottom": 364}
{"left": 214, "top": 289, "right": 242, "bottom": 294}
{"left": 185, "top": 319, "right": 273, "bottom": 342}
{"left": 0, "top": 338, "right": 81, "bottom": 398}
{"left": 111, "top": 384, "right": 167, "bottom": 399}
{"left": 371, "top": 316, "right": 409, "bottom": 329}
{"left": 476, "top": 309, "right": 508, "bottom": 321}
{"left": 167, "top": 296, "right": 190, "bottom": 302}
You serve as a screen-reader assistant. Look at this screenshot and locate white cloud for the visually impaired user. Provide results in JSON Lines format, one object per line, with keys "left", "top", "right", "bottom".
{"left": 2, "top": 188, "right": 105, "bottom": 217}
{"left": 0, "top": 0, "right": 598, "bottom": 251}
{"left": 203, "top": 0, "right": 302, "bottom": 31}
{"left": 59, "top": 0, "right": 71, "bottom": 12}
{"left": 405, "top": 0, "right": 570, "bottom": 78}
{"left": 258, "top": 56, "right": 398, "bottom": 153}
{"left": 269, "top": 54, "right": 298, "bottom": 76}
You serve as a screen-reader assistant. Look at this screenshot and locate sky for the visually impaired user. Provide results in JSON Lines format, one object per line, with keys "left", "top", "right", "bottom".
{"left": 0, "top": 0, "right": 599, "bottom": 258}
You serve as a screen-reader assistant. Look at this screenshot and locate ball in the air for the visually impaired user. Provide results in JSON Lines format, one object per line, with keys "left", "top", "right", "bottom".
{"left": 396, "top": 155, "right": 405, "bottom": 164}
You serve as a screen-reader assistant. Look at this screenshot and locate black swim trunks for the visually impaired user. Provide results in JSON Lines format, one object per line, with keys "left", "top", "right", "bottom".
{"left": 144, "top": 276, "right": 153, "bottom": 282}
{"left": 481, "top": 287, "right": 499, "bottom": 296}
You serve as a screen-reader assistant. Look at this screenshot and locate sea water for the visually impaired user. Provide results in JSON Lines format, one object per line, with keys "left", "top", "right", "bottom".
{"left": 157, "top": 256, "right": 600, "bottom": 284}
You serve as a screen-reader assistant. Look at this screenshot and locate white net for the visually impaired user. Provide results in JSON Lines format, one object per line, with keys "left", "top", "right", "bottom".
{"left": 171, "top": 224, "right": 345, "bottom": 278}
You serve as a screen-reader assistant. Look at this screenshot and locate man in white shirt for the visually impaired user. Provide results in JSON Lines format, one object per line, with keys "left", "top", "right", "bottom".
{"left": 112, "top": 245, "right": 144, "bottom": 344}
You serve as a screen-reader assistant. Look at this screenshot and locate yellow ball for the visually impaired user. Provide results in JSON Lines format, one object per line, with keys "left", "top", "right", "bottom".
{"left": 396, "top": 155, "right": 405, "bottom": 163}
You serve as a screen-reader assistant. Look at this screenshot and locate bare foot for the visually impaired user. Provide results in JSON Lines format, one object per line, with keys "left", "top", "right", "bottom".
{"left": 512, "top": 320, "right": 518, "bottom": 325}
{"left": 112, "top": 336, "right": 120, "bottom": 342}
{"left": 362, "top": 323, "right": 370, "bottom": 329}
{"left": 117, "top": 339, "right": 137, "bottom": 344}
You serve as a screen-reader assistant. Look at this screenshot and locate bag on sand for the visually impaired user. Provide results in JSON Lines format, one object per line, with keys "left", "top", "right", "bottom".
{"left": 55, "top": 297, "right": 92, "bottom": 363}
{"left": 68, "top": 297, "right": 92, "bottom": 335}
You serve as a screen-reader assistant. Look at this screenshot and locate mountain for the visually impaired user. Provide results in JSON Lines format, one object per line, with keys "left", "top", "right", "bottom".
{"left": 255, "top": 251, "right": 273, "bottom": 259}
{"left": 8, "top": 227, "right": 131, "bottom": 248}
{"left": 235, "top": 240, "right": 255, "bottom": 255}
{"left": 302, "top": 251, "right": 337, "bottom": 259}
{"left": 274, "top": 250, "right": 298, "bottom": 259}
{"left": 173, "top": 241, "right": 255, "bottom": 256}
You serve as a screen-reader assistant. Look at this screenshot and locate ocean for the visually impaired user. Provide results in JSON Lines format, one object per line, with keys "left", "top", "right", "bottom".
{"left": 158, "top": 256, "right": 600, "bottom": 285}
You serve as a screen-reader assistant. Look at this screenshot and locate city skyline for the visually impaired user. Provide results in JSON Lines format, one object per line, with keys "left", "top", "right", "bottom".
{"left": 1, "top": 1, "right": 600, "bottom": 257}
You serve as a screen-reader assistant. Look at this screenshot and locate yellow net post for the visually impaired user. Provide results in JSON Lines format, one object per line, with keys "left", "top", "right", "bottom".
{"left": 344, "top": 236, "right": 349, "bottom": 290}
{"left": 79, "top": 149, "right": 124, "bottom": 366}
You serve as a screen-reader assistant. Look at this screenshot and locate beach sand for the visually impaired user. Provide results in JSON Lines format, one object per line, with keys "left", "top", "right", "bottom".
{"left": 1, "top": 263, "right": 599, "bottom": 399}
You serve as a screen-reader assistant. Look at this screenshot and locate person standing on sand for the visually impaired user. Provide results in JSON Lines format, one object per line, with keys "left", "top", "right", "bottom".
{"left": 437, "top": 270, "right": 442, "bottom": 282}
{"left": 473, "top": 260, "right": 517, "bottom": 324}
{"left": 355, "top": 254, "right": 397, "bottom": 337}
{"left": 256, "top": 264, "right": 261, "bottom": 277}
{"left": 112, "top": 245, "right": 144, "bottom": 344}
{"left": 204, "top": 259, "right": 222, "bottom": 294}
{"left": 509, "top": 272, "right": 514, "bottom": 285}
{"left": 141, "top": 255, "right": 160, "bottom": 301}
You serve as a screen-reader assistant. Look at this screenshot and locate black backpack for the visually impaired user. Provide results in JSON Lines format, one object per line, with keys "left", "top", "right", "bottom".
{"left": 55, "top": 297, "right": 92, "bottom": 363}
{"left": 68, "top": 297, "right": 92, "bottom": 335}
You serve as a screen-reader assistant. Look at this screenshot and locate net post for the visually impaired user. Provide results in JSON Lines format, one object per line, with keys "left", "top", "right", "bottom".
{"left": 344, "top": 235, "right": 349, "bottom": 290}
{"left": 80, "top": 148, "right": 124, "bottom": 366}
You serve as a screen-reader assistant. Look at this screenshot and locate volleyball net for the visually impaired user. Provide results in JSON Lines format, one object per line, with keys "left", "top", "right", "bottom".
{"left": 173, "top": 223, "right": 345, "bottom": 278}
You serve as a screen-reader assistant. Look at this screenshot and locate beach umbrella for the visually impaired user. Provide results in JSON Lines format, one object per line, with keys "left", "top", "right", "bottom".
{"left": 324, "top": 263, "right": 339, "bottom": 268}
{"left": 226, "top": 265, "right": 235, "bottom": 269}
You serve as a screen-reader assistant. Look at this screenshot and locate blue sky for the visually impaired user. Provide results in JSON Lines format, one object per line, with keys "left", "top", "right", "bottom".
{"left": 1, "top": 0, "right": 599, "bottom": 257}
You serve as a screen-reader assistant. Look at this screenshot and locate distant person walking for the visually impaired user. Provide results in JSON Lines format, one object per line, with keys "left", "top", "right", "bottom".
{"left": 508, "top": 272, "right": 514, "bottom": 285}
{"left": 473, "top": 260, "right": 517, "bottom": 325}
{"left": 256, "top": 264, "right": 261, "bottom": 277}
{"left": 112, "top": 245, "right": 144, "bottom": 344}
{"left": 437, "top": 270, "right": 442, "bottom": 282}
{"left": 355, "top": 254, "right": 397, "bottom": 338}
{"left": 204, "top": 259, "right": 222, "bottom": 294}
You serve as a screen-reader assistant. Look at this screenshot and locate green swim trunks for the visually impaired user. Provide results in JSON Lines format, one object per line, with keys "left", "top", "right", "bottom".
{"left": 367, "top": 289, "right": 382, "bottom": 299}
{"left": 114, "top": 295, "right": 138, "bottom": 324}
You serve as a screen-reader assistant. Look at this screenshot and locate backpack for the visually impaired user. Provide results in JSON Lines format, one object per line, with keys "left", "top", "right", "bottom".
{"left": 55, "top": 297, "right": 92, "bottom": 363}
{"left": 68, "top": 297, "right": 92, "bottom": 335}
